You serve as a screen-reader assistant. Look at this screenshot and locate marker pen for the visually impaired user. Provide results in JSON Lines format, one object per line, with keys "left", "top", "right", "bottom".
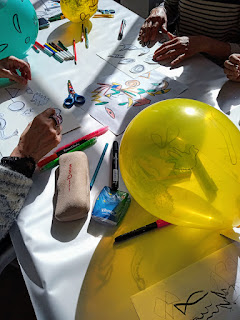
{"left": 111, "top": 141, "right": 119, "bottom": 191}
{"left": 41, "top": 138, "right": 97, "bottom": 171}
{"left": 37, "top": 126, "right": 108, "bottom": 168}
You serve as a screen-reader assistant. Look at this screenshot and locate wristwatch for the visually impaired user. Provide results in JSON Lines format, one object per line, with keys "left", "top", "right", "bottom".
{"left": 1, "top": 156, "right": 36, "bottom": 178}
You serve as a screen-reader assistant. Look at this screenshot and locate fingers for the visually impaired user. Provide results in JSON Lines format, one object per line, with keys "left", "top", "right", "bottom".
{"left": 229, "top": 54, "right": 240, "bottom": 65}
{"left": 1, "top": 56, "right": 31, "bottom": 84}
{"left": 11, "top": 57, "right": 31, "bottom": 81}
{"left": 0, "top": 68, "right": 28, "bottom": 85}
{"left": 171, "top": 53, "right": 186, "bottom": 66}
{"left": 42, "top": 108, "right": 56, "bottom": 118}
{"left": 224, "top": 56, "right": 240, "bottom": 81}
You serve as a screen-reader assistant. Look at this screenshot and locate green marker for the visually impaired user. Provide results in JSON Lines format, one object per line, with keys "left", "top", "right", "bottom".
{"left": 41, "top": 138, "right": 97, "bottom": 171}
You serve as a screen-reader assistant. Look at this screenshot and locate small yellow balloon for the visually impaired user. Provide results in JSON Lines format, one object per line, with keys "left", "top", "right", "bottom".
{"left": 120, "top": 99, "right": 240, "bottom": 230}
{"left": 60, "top": 0, "right": 98, "bottom": 23}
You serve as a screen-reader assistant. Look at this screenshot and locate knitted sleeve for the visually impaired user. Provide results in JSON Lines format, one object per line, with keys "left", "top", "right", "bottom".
{"left": 0, "top": 165, "right": 32, "bottom": 240}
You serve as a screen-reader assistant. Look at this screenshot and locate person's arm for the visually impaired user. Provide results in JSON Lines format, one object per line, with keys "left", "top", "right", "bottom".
{"left": 0, "top": 166, "right": 32, "bottom": 240}
{"left": 153, "top": 35, "right": 231, "bottom": 66}
{"left": 0, "top": 108, "right": 62, "bottom": 240}
{"left": 0, "top": 56, "right": 31, "bottom": 85}
{"left": 138, "top": 0, "right": 179, "bottom": 43}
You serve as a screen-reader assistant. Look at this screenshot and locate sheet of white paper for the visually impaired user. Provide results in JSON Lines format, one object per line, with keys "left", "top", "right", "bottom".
{"left": 131, "top": 243, "right": 240, "bottom": 320}
{"left": 0, "top": 82, "right": 79, "bottom": 157}
{"left": 221, "top": 227, "right": 240, "bottom": 243}
{"left": 35, "top": 0, "right": 62, "bottom": 19}
{"left": 81, "top": 70, "right": 188, "bottom": 135}
{"left": 97, "top": 40, "right": 168, "bottom": 78}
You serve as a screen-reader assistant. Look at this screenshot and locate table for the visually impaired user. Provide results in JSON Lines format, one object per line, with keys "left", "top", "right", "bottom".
{"left": 9, "top": 0, "right": 240, "bottom": 319}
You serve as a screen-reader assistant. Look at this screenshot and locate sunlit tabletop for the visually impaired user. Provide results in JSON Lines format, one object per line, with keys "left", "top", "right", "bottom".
{"left": 8, "top": 0, "right": 240, "bottom": 319}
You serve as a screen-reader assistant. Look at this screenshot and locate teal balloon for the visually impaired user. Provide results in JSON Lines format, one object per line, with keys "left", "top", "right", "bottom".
{"left": 0, "top": 0, "right": 39, "bottom": 59}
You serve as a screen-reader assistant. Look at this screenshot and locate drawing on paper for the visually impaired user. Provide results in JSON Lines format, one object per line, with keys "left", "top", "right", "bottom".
{"left": 0, "top": 82, "right": 80, "bottom": 157}
{"left": 97, "top": 40, "right": 167, "bottom": 78}
{"left": 82, "top": 70, "right": 188, "bottom": 135}
{"left": 0, "top": 113, "right": 18, "bottom": 140}
{"left": 91, "top": 79, "right": 171, "bottom": 113}
{"left": 131, "top": 244, "right": 240, "bottom": 320}
{"left": 131, "top": 251, "right": 146, "bottom": 291}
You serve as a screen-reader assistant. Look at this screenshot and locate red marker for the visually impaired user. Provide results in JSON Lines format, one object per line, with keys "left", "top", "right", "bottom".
{"left": 73, "top": 39, "right": 77, "bottom": 65}
{"left": 114, "top": 219, "right": 171, "bottom": 243}
{"left": 37, "top": 126, "right": 109, "bottom": 168}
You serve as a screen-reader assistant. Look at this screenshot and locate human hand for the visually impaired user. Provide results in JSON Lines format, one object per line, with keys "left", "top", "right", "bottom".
{"left": 224, "top": 54, "right": 240, "bottom": 82}
{"left": 153, "top": 35, "right": 204, "bottom": 66}
{"left": 0, "top": 56, "right": 31, "bottom": 85}
{"left": 11, "top": 108, "right": 62, "bottom": 162}
{"left": 138, "top": 7, "right": 168, "bottom": 43}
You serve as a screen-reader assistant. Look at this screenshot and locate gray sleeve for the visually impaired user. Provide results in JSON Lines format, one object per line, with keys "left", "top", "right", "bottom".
{"left": 0, "top": 166, "right": 33, "bottom": 240}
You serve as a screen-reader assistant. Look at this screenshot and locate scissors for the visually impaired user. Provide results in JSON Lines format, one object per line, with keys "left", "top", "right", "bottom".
{"left": 63, "top": 80, "right": 85, "bottom": 108}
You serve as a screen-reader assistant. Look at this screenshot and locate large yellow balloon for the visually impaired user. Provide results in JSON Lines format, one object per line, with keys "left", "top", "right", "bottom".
{"left": 60, "top": 0, "right": 98, "bottom": 23}
{"left": 120, "top": 99, "right": 240, "bottom": 230}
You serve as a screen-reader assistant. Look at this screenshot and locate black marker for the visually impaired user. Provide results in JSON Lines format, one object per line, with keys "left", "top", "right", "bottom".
{"left": 111, "top": 141, "right": 119, "bottom": 191}
{"left": 114, "top": 220, "right": 170, "bottom": 243}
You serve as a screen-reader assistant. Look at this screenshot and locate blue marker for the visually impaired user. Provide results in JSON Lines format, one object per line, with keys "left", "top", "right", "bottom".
{"left": 44, "top": 44, "right": 64, "bottom": 63}
{"left": 90, "top": 143, "right": 109, "bottom": 190}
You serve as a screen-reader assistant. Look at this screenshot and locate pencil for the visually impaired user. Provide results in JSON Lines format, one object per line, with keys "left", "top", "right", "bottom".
{"left": 73, "top": 39, "right": 77, "bottom": 65}
{"left": 90, "top": 143, "right": 109, "bottom": 190}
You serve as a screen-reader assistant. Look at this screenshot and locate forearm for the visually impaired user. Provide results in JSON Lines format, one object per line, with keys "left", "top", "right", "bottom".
{"left": 0, "top": 166, "right": 32, "bottom": 239}
{"left": 200, "top": 36, "right": 231, "bottom": 59}
{"left": 161, "top": 0, "right": 179, "bottom": 25}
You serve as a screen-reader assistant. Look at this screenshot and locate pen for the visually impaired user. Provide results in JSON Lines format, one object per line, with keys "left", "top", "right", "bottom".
{"left": 50, "top": 42, "right": 70, "bottom": 60}
{"left": 32, "top": 45, "right": 40, "bottom": 53}
{"left": 37, "top": 126, "right": 108, "bottom": 168}
{"left": 84, "top": 27, "right": 89, "bottom": 49}
{"left": 41, "top": 138, "right": 97, "bottom": 171}
{"left": 90, "top": 143, "right": 109, "bottom": 190}
{"left": 92, "top": 14, "right": 114, "bottom": 18}
{"left": 81, "top": 24, "right": 84, "bottom": 42}
{"left": 111, "top": 141, "right": 119, "bottom": 191}
{"left": 47, "top": 42, "right": 66, "bottom": 60}
{"left": 35, "top": 41, "right": 53, "bottom": 56}
{"left": 118, "top": 19, "right": 126, "bottom": 40}
{"left": 49, "top": 15, "right": 65, "bottom": 22}
{"left": 44, "top": 44, "right": 64, "bottom": 63}
{"left": 57, "top": 40, "right": 75, "bottom": 59}
{"left": 38, "top": 139, "right": 87, "bottom": 168}
{"left": 73, "top": 39, "right": 77, "bottom": 64}
{"left": 114, "top": 219, "right": 171, "bottom": 243}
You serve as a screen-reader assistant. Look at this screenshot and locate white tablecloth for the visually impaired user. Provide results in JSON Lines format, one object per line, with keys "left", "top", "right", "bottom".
{"left": 8, "top": 0, "right": 240, "bottom": 319}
